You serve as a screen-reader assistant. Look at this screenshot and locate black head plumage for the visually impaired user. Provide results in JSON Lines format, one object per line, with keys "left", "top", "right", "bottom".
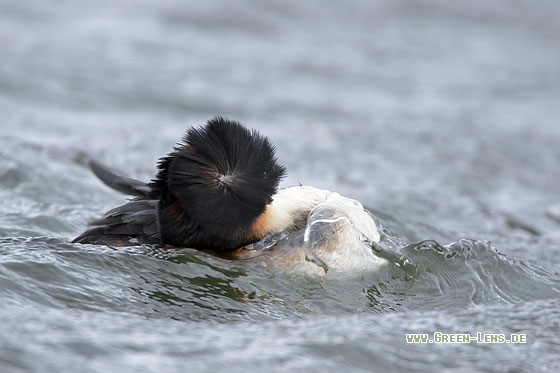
{"left": 150, "top": 117, "right": 286, "bottom": 250}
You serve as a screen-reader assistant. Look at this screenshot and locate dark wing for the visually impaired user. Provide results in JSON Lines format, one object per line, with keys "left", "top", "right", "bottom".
{"left": 89, "top": 159, "right": 151, "bottom": 197}
{"left": 72, "top": 161, "right": 161, "bottom": 246}
{"left": 72, "top": 199, "right": 160, "bottom": 245}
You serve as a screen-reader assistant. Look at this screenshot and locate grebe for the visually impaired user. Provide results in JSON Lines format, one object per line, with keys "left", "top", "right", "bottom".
{"left": 73, "top": 117, "right": 387, "bottom": 274}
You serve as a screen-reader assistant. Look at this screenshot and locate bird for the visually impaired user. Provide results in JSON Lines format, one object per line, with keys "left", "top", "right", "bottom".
{"left": 73, "top": 117, "right": 387, "bottom": 274}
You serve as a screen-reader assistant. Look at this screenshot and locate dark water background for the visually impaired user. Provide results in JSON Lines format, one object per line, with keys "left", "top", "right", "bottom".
{"left": 1, "top": 0, "right": 560, "bottom": 372}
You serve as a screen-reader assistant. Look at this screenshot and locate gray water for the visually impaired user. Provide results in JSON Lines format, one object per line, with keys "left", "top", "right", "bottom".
{"left": 1, "top": 0, "right": 560, "bottom": 372}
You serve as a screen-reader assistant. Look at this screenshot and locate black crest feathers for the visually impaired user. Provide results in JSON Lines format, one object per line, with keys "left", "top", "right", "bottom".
{"left": 151, "top": 117, "right": 286, "bottom": 250}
